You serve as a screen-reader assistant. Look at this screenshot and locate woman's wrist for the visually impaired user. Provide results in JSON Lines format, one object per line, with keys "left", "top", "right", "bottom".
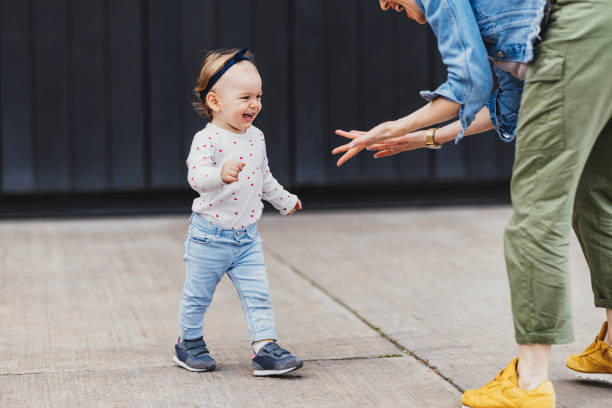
{"left": 435, "top": 124, "right": 462, "bottom": 145}
{"left": 395, "top": 116, "right": 415, "bottom": 136}
{"left": 433, "top": 127, "right": 450, "bottom": 145}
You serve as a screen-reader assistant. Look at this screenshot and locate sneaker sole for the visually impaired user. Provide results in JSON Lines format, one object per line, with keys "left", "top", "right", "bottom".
{"left": 253, "top": 362, "right": 303, "bottom": 377}
{"left": 570, "top": 371, "right": 612, "bottom": 384}
{"left": 173, "top": 355, "right": 216, "bottom": 372}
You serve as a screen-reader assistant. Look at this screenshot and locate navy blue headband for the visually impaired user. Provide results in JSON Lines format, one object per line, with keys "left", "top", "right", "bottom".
{"left": 199, "top": 48, "right": 251, "bottom": 101}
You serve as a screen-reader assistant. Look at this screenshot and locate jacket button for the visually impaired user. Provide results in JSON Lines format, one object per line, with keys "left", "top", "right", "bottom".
{"left": 496, "top": 50, "right": 505, "bottom": 58}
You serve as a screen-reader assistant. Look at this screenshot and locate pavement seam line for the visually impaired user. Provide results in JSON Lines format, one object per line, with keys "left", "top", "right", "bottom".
{"left": 305, "top": 355, "right": 403, "bottom": 362}
{"left": 0, "top": 356, "right": 402, "bottom": 377}
{"left": 264, "top": 243, "right": 465, "bottom": 394}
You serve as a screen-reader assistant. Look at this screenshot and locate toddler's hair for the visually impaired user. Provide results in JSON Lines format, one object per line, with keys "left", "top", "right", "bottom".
{"left": 192, "top": 48, "right": 257, "bottom": 119}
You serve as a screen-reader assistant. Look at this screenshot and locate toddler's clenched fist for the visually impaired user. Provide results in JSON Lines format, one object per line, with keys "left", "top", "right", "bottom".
{"left": 221, "top": 161, "right": 246, "bottom": 184}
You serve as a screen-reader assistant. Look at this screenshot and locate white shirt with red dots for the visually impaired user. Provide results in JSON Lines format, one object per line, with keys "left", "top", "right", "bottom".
{"left": 187, "top": 123, "right": 298, "bottom": 230}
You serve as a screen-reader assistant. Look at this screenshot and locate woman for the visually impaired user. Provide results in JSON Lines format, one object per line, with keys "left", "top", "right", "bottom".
{"left": 333, "top": 1, "right": 612, "bottom": 407}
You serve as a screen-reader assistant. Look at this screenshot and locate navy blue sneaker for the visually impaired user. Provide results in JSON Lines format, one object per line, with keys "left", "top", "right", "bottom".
{"left": 173, "top": 337, "right": 216, "bottom": 372}
{"left": 252, "top": 342, "right": 303, "bottom": 376}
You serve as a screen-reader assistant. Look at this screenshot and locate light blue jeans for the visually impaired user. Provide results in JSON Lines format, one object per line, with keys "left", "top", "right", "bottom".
{"left": 178, "top": 213, "right": 277, "bottom": 343}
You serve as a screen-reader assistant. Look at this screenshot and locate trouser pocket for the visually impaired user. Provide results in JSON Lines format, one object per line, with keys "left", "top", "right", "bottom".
{"left": 517, "top": 52, "right": 565, "bottom": 153}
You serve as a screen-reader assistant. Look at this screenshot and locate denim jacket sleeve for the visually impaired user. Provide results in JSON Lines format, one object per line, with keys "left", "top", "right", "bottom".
{"left": 487, "top": 65, "right": 524, "bottom": 142}
{"left": 414, "top": 0, "right": 493, "bottom": 143}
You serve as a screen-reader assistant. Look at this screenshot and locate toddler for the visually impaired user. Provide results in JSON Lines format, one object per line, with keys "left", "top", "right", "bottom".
{"left": 174, "top": 48, "right": 303, "bottom": 376}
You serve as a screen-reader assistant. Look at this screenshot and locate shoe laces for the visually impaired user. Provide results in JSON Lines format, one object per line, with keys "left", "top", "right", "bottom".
{"left": 480, "top": 367, "right": 514, "bottom": 392}
{"left": 582, "top": 337, "right": 603, "bottom": 355}
{"left": 491, "top": 370, "right": 508, "bottom": 386}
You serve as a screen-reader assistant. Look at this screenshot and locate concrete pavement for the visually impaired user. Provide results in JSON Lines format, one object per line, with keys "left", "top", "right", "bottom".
{"left": 1, "top": 206, "right": 610, "bottom": 407}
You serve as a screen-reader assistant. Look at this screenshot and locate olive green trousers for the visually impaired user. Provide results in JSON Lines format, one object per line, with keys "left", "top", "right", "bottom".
{"left": 506, "top": 0, "right": 612, "bottom": 344}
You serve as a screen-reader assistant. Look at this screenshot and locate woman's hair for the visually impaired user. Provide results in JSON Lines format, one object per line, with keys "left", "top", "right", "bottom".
{"left": 192, "top": 48, "right": 257, "bottom": 119}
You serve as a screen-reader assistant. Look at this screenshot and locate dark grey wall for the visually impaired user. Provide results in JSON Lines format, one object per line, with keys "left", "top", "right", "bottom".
{"left": 0, "top": 0, "right": 514, "bottom": 199}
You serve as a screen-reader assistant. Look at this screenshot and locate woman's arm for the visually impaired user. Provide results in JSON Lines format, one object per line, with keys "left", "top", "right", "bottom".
{"left": 424, "top": 105, "right": 493, "bottom": 145}
{"left": 332, "top": 97, "right": 460, "bottom": 166}
{"left": 332, "top": 0, "right": 494, "bottom": 167}
{"left": 398, "top": 96, "right": 460, "bottom": 134}
{"left": 367, "top": 106, "right": 494, "bottom": 158}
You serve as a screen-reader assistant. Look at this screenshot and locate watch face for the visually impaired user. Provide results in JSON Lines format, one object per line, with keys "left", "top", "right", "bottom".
{"left": 426, "top": 128, "right": 441, "bottom": 149}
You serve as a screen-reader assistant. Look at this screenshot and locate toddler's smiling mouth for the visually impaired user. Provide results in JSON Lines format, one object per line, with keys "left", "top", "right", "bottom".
{"left": 242, "top": 113, "right": 255, "bottom": 121}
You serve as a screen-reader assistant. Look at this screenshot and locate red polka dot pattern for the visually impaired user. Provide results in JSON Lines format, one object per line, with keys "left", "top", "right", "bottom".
{"left": 186, "top": 125, "right": 298, "bottom": 228}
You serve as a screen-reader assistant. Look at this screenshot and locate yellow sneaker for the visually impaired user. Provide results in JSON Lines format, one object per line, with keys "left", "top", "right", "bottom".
{"left": 566, "top": 321, "right": 612, "bottom": 383}
{"left": 460, "top": 358, "right": 555, "bottom": 408}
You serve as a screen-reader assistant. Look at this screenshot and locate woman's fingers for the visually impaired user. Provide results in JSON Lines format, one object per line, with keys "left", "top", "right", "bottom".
{"left": 347, "top": 134, "right": 375, "bottom": 150}
{"left": 334, "top": 129, "right": 364, "bottom": 140}
{"left": 366, "top": 133, "right": 424, "bottom": 152}
{"left": 335, "top": 132, "right": 358, "bottom": 141}
{"left": 331, "top": 143, "right": 351, "bottom": 155}
{"left": 367, "top": 143, "right": 392, "bottom": 151}
{"left": 333, "top": 128, "right": 381, "bottom": 165}
{"left": 373, "top": 149, "right": 399, "bottom": 159}
{"left": 333, "top": 127, "right": 427, "bottom": 163}
{"left": 336, "top": 146, "right": 364, "bottom": 167}
{"left": 332, "top": 134, "right": 371, "bottom": 154}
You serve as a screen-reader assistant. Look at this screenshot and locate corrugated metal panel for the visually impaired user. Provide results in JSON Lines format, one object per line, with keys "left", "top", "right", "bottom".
{"left": 0, "top": 0, "right": 513, "bottom": 198}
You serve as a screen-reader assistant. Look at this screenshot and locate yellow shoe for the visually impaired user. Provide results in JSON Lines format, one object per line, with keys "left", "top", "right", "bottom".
{"left": 566, "top": 321, "right": 612, "bottom": 383}
{"left": 460, "top": 358, "right": 555, "bottom": 408}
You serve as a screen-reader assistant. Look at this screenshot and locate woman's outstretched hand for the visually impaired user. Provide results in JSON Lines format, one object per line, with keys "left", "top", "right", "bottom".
{"left": 330, "top": 129, "right": 366, "bottom": 166}
{"left": 331, "top": 121, "right": 401, "bottom": 166}
{"left": 367, "top": 130, "right": 428, "bottom": 158}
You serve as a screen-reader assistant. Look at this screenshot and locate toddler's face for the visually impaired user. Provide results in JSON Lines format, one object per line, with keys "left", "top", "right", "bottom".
{"left": 211, "top": 61, "right": 262, "bottom": 133}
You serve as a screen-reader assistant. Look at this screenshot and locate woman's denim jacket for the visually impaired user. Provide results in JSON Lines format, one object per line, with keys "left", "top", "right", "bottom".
{"left": 413, "top": 0, "right": 548, "bottom": 142}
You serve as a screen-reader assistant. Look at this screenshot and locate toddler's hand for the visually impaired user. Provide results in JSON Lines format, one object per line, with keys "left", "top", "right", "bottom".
{"left": 287, "top": 200, "right": 302, "bottom": 215}
{"left": 221, "top": 161, "right": 246, "bottom": 184}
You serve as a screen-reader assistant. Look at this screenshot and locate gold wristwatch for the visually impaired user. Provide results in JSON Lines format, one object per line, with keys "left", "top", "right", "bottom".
{"left": 425, "top": 128, "right": 442, "bottom": 149}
